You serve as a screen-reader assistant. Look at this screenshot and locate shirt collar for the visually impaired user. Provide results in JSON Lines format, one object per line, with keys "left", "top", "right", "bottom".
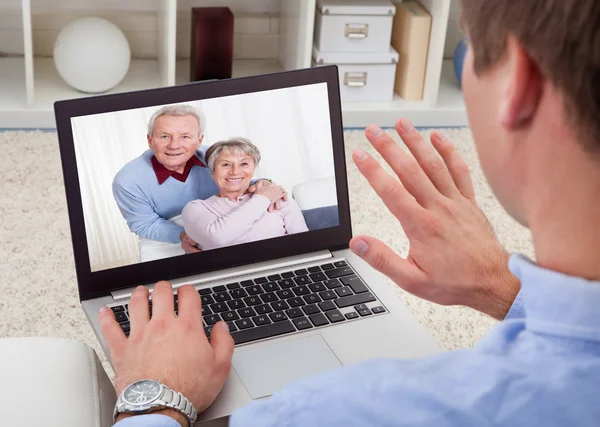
{"left": 151, "top": 153, "right": 205, "bottom": 185}
{"left": 509, "top": 254, "right": 600, "bottom": 341}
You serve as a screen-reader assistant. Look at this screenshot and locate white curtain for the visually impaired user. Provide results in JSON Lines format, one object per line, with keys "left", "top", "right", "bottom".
{"left": 71, "top": 82, "right": 336, "bottom": 272}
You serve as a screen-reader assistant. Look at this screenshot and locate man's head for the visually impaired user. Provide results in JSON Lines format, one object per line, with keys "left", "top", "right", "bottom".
{"left": 459, "top": 0, "right": 600, "bottom": 226}
{"left": 147, "top": 105, "right": 206, "bottom": 173}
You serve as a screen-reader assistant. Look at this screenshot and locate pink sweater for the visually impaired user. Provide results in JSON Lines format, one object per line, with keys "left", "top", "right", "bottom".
{"left": 182, "top": 193, "right": 309, "bottom": 250}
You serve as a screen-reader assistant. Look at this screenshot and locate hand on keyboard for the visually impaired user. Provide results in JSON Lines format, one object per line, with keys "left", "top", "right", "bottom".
{"left": 99, "top": 281, "right": 234, "bottom": 419}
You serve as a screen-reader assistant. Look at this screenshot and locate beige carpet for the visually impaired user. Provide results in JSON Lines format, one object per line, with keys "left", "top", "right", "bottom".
{"left": 0, "top": 128, "right": 534, "bottom": 379}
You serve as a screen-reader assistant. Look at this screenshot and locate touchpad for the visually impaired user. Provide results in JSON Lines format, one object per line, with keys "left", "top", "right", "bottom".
{"left": 232, "top": 335, "right": 342, "bottom": 399}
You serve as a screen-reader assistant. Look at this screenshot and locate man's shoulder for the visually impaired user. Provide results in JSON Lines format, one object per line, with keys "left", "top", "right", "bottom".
{"left": 113, "top": 150, "right": 154, "bottom": 188}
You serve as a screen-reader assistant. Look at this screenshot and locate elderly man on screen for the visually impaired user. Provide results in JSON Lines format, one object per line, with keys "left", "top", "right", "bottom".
{"left": 183, "top": 138, "right": 308, "bottom": 250}
{"left": 112, "top": 104, "right": 285, "bottom": 255}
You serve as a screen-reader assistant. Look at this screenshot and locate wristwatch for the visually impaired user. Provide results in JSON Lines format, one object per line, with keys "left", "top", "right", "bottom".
{"left": 113, "top": 379, "right": 197, "bottom": 426}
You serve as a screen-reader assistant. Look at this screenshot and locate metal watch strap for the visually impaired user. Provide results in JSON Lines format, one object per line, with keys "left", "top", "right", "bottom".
{"left": 159, "top": 386, "right": 198, "bottom": 425}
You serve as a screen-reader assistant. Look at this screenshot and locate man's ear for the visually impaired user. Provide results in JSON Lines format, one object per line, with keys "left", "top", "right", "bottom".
{"left": 147, "top": 134, "right": 152, "bottom": 149}
{"left": 500, "top": 36, "right": 543, "bottom": 129}
{"left": 198, "top": 135, "right": 204, "bottom": 146}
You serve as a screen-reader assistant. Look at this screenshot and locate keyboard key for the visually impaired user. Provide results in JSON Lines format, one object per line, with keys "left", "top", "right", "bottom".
{"left": 336, "top": 287, "right": 353, "bottom": 297}
{"left": 204, "top": 326, "right": 213, "bottom": 337}
{"left": 255, "top": 304, "right": 273, "bottom": 315}
{"left": 204, "top": 314, "right": 221, "bottom": 325}
{"left": 254, "top": 277, "right": 268, "bottom": 284}
{"left": 267, "top": 274, "right": 282, "bottom": 281}
{"left": 230, "top": 321, "right": 296, "bottom": 345}
{"left": 241, "top": 280, "right": 254, "bottom": 287}
{"left": 308, "top": 266, "right": 322, "bottom": 273}
{"left": 319, "top": 301, "right": 336, "bottom": 311}
{"left": 309, "top": 272, "right": 328, "bottom": 282}
{"left": 271, "top": 300, "right": 290, "bottom": 311}
{"left": 247, "top": 285, "right": 264, "bottom": 295}
{"left": 345, "top": 312, "right": 359, "bottom": 320}
{"left": 303, "top": 294, "right": 322, "bottom": 305}
{"left": 358, "top": 308, "right": 372, "bottom": 316}
{"left": 226, "top": 321, "right": 238, "bottom": 332}
{"left": 293, "top": 317, "right": 313, "bottom": 330}
{"left": 202, "top": 305, "right": 212, "bottom": 316}
{"left": 326, "top": 266, "right": 354, "bottom": 279}
{"left": 321, "top": 263, "right": 335, "bottom": 270}
{"left": 293, "top": 285, "right": 311, "bottom": 296}
{"left": 226, "top": 283, "right": 241, "bottom": 290}
{"left": 238, "top": 307, "right": 257, "bottom": 318}
{"left": 281, "top": 271, "right": 295, "bottom": 278}
{"left": 309, "top": 282, "right": 327, "bottom": 292}
{"left": 213, "top": 285, "right": 226, "bottom": 292}
{"left": 201, "top": 295, "right": 215, "bottom": 305}
{"left": 263, "top": 282, "right": 280, "bottom": 292}
{"left": 334, "top": 260, "right": 348, "bottom": 267}
{"left": 372, "top": 306, "right": 386, "bottom": 314}
{"left": 212, "top": 302, "right": 230, "bottom": 313}
{"left": 278, "top": 279, "right": 295, "bottom": 289}
{"left": 269, "top": 312, "right": 288, "bottom": 322}
{"left": 214, "top": 292, "right": 231, "bottom": 302}
{"left": 253, "top": 315, "right": 271, "bottom": 326}
{"left": 286, "top": 308, "right": 304, "bottom": 319}
{"left": 325, "top": 309, "right": 345, "bottom": 323}
{"left": 221, "top": 311, "right": 240, "bottom": 322}
{"left": 244, "top": 296, "right": 262, "bottom": 306}
{"left": 355, "top": 304, "right": 369, "bottom": 311}
{"left": 294, "top": 275, "right": 312, "bottom": 286}
{"left": 115, "top": 311, "right": 128, "bottom": 322}
{"left": 199, "top": 288, "right": 212, "bottom": 295}
{"left": 294, "top": 269, "right": 308, "bottom": 276}
{"left": 324, "top": 279, "right": 342, "bottom": 289}
{"left": 335, "top": 292, "right": 376, "bottom": 308}
{"left": 319, "top": 290, "right": 337, "bottom": 300}
{"left": 260, "top": 292, "right": 279, "bottom": 303}
{"left": 302, "top": 304, "right": 320, "bottom": 315}
{"left": 287, "top": 297, "right": 305, "bottom": 307}
{"left": 277, "top": 289, "right": 294, "bottom": 299}
{"left": 227, "top": 299, "right": 245, "bottom": 310}
{"left": 111, "top": 306, "right": 125, "bottom": 313}
{"left": 341, "top": 275, "right": 369, "bottom": 294}
{"left": 309, "top": 313, "right": 329, "bottom": 327}
{"left": 236, "top": 318, "right": 254, "bottom": 330}
{"left": 119, "top": 321, "right": 130, "bottom": 332}
{"left": 230, "top": 289, "right": 248, "bottom": 299}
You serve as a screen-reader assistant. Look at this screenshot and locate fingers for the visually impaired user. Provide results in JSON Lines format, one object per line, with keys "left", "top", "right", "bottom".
{"left": 247, "top": 184, "right": 256, "bottom": 193}
{"left": 395, "top": 120, "right": 459, "bottom": 198}
{"left": 151, "top": 281, "right": 175, "bottom": 319}
{"left": 210, "top": 322, "right": 235, "bottom": 378}
{"left": 177, "top": 284, "right": 203, "bottom": 323}
{"left": 274, "top": 199, "right": 281, "bottom": 211}
{"left": 181, "top": 241, "right": 200, "bottom": 253}
{"left": 365, "top": 124, "right": 439, "bottom": 208}
{"left": 349, "top": 236, "right": 424, "bottom": 287}
{"left": 98, "top": 306, "right": 127, "bottom": 354}
{"left": 268, "top": 202, "right": 275, "bottom": 212}
{"left": 431, "top": 132, "right": 475, "bottom": 200}
{"left": 352, "top": 148, "right": 423, "bottom": 227}
{"left": 128, "top": 285, "right": 150, "bottom": 334}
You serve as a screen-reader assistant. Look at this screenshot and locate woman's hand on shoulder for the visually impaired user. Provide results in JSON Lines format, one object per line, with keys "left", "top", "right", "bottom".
{"left": 254, "top": 182, "right": 286, "bottom": 205}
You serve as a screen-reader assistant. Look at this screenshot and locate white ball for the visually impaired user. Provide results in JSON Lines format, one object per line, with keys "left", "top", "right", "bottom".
{"left": 54, "top": 17, "right": 131, "bottom": 93}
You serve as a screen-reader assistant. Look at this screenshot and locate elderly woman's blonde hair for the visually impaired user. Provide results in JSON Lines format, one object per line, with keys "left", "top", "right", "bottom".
{"left": 204, "top": 137, "right": 261, "bottom": 173}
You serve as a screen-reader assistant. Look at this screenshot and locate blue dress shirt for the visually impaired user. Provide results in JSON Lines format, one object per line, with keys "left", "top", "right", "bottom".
{"left": 115, "top": 254, "right": 600, "bottom": 426}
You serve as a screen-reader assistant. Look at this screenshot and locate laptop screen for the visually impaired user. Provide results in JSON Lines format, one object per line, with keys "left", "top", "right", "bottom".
{"left": 70, "top": 82, "right": 338, "bottom": 273}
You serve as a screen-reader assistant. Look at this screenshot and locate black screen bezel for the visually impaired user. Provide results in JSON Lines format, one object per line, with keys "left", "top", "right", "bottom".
{"left": 54, "top": 65, "right": 351, "bottom": 301}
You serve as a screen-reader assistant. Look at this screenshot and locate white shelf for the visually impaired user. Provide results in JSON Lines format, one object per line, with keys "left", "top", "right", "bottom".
{"left": 0, "top": 58, "right": 27, "bottom": 110}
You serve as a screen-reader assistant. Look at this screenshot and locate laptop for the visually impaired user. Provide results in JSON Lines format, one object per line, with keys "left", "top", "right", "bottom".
{"left": 54, "top": 65, "right": 440, "bottom": 425}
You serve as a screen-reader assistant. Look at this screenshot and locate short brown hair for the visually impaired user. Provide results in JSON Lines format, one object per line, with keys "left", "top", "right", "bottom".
{"left": 460, "top": 0, "right": 600, "bottom": 153}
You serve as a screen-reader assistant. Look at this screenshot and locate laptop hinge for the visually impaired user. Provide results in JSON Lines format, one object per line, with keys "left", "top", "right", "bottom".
{"left": 110, "top": 250, "right": 334, "bottom": 301}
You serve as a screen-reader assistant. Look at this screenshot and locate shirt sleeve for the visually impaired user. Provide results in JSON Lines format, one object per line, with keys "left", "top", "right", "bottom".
{"left": 504, "top": 287, "right": 525, "bottom": 319}
{"left": 281, "top": 199, "right": 309, "bottom": 234}
{"left": 113, "top": 414, "right": 181, "bottom": 427}
{"left": 182, "top": 195, "right": 271, "bottom": 248}
{"left": 112, "top": 177, "right": 183, "bottom": 244}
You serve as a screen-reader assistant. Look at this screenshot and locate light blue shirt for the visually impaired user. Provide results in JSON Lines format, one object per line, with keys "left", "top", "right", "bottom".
{"left": 115, "top": 254, "right": 600, "bottom": 427}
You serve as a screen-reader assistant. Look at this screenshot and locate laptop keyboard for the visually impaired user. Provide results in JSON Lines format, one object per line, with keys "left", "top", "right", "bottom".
{"left": 110, "top": 260, "right": 387, "bottom": 346}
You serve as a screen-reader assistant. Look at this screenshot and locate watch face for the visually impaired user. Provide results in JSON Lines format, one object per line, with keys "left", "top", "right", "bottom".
{"left": 123, "top": 380, "right": 162, "bottom": 405}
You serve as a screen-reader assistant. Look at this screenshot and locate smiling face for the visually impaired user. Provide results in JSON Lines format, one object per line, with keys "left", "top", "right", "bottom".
{"left": 148, "top": 114, "right": 203, "bottom": 173}
{"left": 212, "top": 149, "right": 256, "bottom": 198}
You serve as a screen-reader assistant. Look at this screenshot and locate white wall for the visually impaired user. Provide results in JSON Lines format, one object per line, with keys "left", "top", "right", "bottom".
{"left": 444, "top": 0, "right": 463, "bottom": 58}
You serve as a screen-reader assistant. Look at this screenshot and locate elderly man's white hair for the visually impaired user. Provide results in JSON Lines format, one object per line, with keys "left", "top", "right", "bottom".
{"left": 147, "top": 104, "right": 206, "bottom": 137}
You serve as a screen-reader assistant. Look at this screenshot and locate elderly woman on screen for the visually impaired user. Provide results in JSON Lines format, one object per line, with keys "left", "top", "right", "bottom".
{"left": 182, "top": 137, "right": 309, "bottom": 250}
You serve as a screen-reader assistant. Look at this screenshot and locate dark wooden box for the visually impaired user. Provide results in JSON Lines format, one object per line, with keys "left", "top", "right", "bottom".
{"left": 190, "top": 7, "right": 234, "bottom": 81}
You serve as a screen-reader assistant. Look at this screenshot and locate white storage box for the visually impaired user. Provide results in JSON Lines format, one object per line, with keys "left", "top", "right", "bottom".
{"left": 314, "top": 0, "right": 396, "bottom": 53}
{"left": 313, "top": 46, "right": 399, "bottom": 102}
